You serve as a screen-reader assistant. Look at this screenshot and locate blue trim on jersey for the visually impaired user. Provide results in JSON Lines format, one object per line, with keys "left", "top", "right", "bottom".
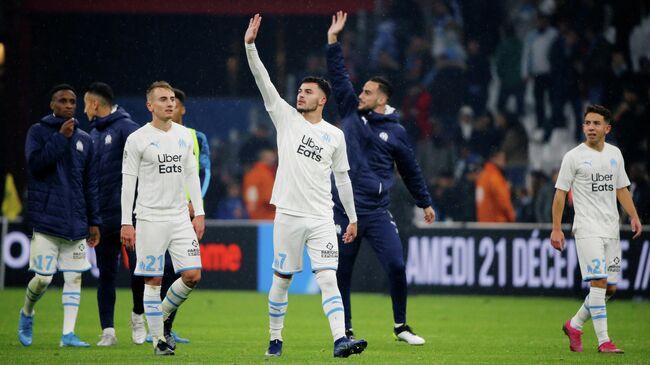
{"left": 145, "top": 312, "right": 163, "bottom": 316}
{"left": 29, "top": 268, "right": 56, "bottom": 276}
{"left": 592, "top": 314, "right": 607, "bottom": 320}
{"left": 583, "top": 275, "right": 608, "bottom": 282}
{"left": 165, "top": 296, "right": 180, "bottom": 308}
{"left": 322, "top": 296, "right": 342, "bottom": 307}
{"left": 269, "top": 313, "right": 285, "bottom": 317}
{"left": 143, "top": 301, "right": 161, "bottom": 305}
{"left": 175, "top": 266, "right": 202, "bottom": 274}
{"left": 326, "top": 307, "right": 344, "bottom": 318}
{"left": 169, "top": 287, "right": 187, "bottom": 300}
{"left": 58, "top": 267, "right": 91, "bottom": 273}
{"left": 62, "top": 292, "right": 81, "bottom": 295}
{"left": 63, "top": 303, "right": 80, "bottom": 307}
{"left": 268, "top": 300, "right": 288, "bottom": 306}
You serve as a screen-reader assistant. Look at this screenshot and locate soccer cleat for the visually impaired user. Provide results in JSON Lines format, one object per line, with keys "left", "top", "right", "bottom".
{"left": 345, "top": 328, "right": 355, "bottom": 340}
{"left": 171, "top": 331, "right": 190, "bottom": 344}
{"left": 164, "top": 333, "right": 176, "bottom": 350}
{"left": 562, "top": 319, "right": 583, "bottom": 352}
{"left": 393, "top": 324, "right": 425, "bottom": 345}
{"left": 60, "top": 332, "right": 90, "bottom": 347}
{"left": 131, "top": 312, "right": 146, "bottom": 345}
{"left": 163, "top": 318, "right": 177, "bottom": 350}
{"left": 598, "top": 341, "right": 624, "bottom": 354}
{"left": 154, "top": 339, "right": 175, "bottom": 355}
{"left": 333, "top": 336, "right": 368, "bottom": 358}
{"left": 97, "top": 328, "right": 117, "bottom": 346}
{"left": 265, "top": 339, "right": 283, "bottom": 356}
{"left": 18, "top": 310, "right": 33, "bottom": 346}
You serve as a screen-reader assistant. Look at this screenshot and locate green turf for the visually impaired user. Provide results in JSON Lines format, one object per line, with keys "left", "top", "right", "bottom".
{"left": 1, "top": 288, "right": 649, "bottom": 364}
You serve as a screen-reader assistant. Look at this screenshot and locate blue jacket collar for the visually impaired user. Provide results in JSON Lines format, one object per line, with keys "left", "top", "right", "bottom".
{"left": 93, "top": 105, "right": 132, "bottom": 130}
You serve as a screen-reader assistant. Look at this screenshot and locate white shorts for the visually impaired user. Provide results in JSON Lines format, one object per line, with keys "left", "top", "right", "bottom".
{"left": 134, "top": 219, "right": 201, "bottom": 277}
{"left": 272, "top": 212, "right": 338, "bottom": 274}
{"left": 29, "top": 232, "right": 91, "bottom": 275}
{"left": 575, "top": 237, "right": 621, "bottom": 284}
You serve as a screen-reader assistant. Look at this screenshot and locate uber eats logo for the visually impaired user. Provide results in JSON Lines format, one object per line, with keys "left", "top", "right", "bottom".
{"left": 158, "top": 153, "right": 183, "bottom": 174}
{"left": 297, "top": 135, "right": 323, "bottom": 162}
{"left": 591, "top": 173, "right": 614, "bottom": 192}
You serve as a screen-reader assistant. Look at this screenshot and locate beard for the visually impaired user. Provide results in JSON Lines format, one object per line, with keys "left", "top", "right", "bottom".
{"left": 297, "top": 104, "right": 318, "bottom": 113}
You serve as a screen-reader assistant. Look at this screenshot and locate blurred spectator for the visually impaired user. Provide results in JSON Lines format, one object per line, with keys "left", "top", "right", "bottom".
{"left": 516, "top": 170, "right": 548, "bottom": 222}
{"left": 627, "top": 162, "right": 650, "bottom": 223}
{"left": 461, "top": 0, "right": 503, "bottom": 55}
{"left": 238, "top": 123, "right": 274, "bottom": 173}
{"left": 465, "top": 39, "right": 491, "bottom": 114}
{"left": 521, "top": 14, "right": 558, "bottom": 141}
{"left": 495, "top": 24, "right": 525, "bottom": 114}
{"left": 456, "top": 105, "right": 474, "bottom": 146}
{"left": 242, "top": 148, "right": 277, "bottom": 220}
{"left": 549, "top": 22, "right": 583, "bottom": 141}
{"left": 469, "top": 111, "right": 503, "bottom": 159}
{"left": 612, "top": 83, "right": 645, "bottom": 165}
{"left": 402, "top": 84, "right": 433, "bottom": 143}
{"left": 430, "top": 0, "right": 466, "bottom": 65}
{"left": 495, "top": 112, "right": 528, "bottom": 189}
{"left": 603, "top": 50, "right": 633, "bottom": 110}
{"left": 582, "top": 27, "right": 612, "bottom": 103}
{"left": 535, "top": 169, "right": 557, "bottom": 223}
{"left": 430, "top": 173, "right": 456, "bottom": 221}
{"left": 450, "top": 154, "right": 482, "bottom": 222}
{"left": 476, "top": 149, "right": 515, "bottom": 222}
{"left": 430, "top": 55, "right": 467, "bottom": 128}
{"left": 214, "top": 182, "right": 247, "bottom": 220}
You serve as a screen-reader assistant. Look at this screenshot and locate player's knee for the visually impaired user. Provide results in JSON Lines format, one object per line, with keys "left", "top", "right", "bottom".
{"left": 34, "top": 274, "right": 53, "bottom": 290}
{"left": 590, "top": 278, "right": 608, "bottom": 289}
{"left": 181, "top": 270, "right": 201, "bottom": 288}
{"left": 315, "top": 269, "right": 337, "bottom": 292}
{"left": 63, "top": 271, "right": 82, "bottom": 285}
{"left": 386, "top": 260, "right": 406, "bottom": 276}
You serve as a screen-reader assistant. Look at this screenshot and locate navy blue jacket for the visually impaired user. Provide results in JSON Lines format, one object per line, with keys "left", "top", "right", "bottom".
{"left": 90, "top": 106, "right": 139, "bottom": 234}
{"left": 25, "top": 115, "right": 101, "bottom": 240}
{"left": 327, "top": 42, "right": 432, "bottom": 215}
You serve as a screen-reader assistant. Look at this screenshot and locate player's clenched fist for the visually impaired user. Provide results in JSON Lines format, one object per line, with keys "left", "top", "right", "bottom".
{"left": 550, "top": 229, "right": 565, "bottom": 251}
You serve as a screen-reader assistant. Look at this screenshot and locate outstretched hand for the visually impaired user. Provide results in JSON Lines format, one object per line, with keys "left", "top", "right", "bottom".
{"left": 245, "top": 13, "right": 262, "bottom": 44}
{"left": 327, "top": 10, "right": 347, "bottom": 44}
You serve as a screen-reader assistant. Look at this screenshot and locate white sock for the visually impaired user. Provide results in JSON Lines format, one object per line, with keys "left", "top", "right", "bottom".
{"left": 23, "top": 274, "right": 52, "bottom": 316}
{"left": 162, "top": 278, "right": 193, "bottom": 320}
{"left": 62, "top": 272, "right": 82, "bottom": 334}
{"left": 316, "top": 270, "right": 346, "bottom": 342}
{"left": 588, "top": 287, "right": 609, "bottom": 345}
{"left": 571, "top": 293, "right": 613, "bottom": 331}
{"left": 268, "top": 275, "right": 291, "bottom": 341}
{"left": 144, "top": 284, "right": 163, "bottom": 345}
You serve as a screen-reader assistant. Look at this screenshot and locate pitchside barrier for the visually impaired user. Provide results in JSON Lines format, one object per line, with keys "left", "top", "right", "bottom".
{"left": 1, "top": 217, "right": 648, "bottom": 299}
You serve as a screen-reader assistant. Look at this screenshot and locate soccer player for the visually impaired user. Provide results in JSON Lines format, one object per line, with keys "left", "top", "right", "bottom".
{"left": 550, "top": 104, "right": 642, "bottom": 353}
{"left": 19, "top": 84, "right": 101, "bottom": 347}
{"left": 245, "top": 14, "right": 368, "bottom": 358}
{"left": 120, "top": 81, "right": 205, "bottom": 356}
{"left": 326, "top": 11, "right": 435, "bottom": 344}
{"left": 85, "top": 82, "right": 139, "bottom": 346}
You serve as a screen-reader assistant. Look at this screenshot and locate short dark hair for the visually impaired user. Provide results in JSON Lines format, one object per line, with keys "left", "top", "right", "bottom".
{"left": 86, "top": 82, "right": 114, "bottom": 106}
{"left": 369, "top": 76, "right": 393, "bottom": 99}
{"left": 146, "top": 80, "right": 173, "bottom": 100}
{"left": 584, "top": 104, "right": 612, "bottom": 124}
{"left": 49, "top": 84, "right": 76, "bottom": 100}
{"left": 173, "top": 88, "right": 186, "bottom": 104}
{"left": 300, "top": 76, "right": 331, "bottom": 99}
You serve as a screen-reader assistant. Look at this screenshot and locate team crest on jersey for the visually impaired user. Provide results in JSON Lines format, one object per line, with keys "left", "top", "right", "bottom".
{"left": 104, "top": 134, "right": 112, "bottom": 145}
{"left": 322, "top": 133, "right": 331, "bottom": 143}
{"left": 379, "top": 132, "right": 388, "bottom": 142}
{"left": 76, "top": 140, "right": 84, "bottom": 152}
{"left": 178, "top": 138, "right": 187, "bottom": 149}
{"left": 610, "top": 158, "right": 617, "bottom": 169}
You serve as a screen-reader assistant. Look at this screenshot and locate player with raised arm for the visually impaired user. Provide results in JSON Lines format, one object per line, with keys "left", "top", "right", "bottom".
{"left": 120, "top": 81, "right": 205, "bottom": 356}
{"left": 550, "top": 104, "right": 642, "bottom": 354}
{"left": 245, "top": 14, "right": 367, "bottom": 358}
{"left": 326, "top": 11, "right": 435, "bottom": 344}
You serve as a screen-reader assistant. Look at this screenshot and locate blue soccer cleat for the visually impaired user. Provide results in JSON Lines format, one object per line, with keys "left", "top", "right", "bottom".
{"left": 18, "top": 310, "right": 33, "bottom": 346}
{"left": 333, "top": 336, "right": 367, "bottom": 358}
{"left": 171, "top": 331, "right": 190, "bottom": 344}
{"left": 60, "top": 332, "right": 90, "bottom": 347}
{"left": 265, "top": 339, "right": 283, "bottom": 356}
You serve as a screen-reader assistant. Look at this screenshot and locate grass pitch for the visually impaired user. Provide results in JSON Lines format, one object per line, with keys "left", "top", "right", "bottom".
{"left": 0, "top": 288, "right": 649, "bottom": 364}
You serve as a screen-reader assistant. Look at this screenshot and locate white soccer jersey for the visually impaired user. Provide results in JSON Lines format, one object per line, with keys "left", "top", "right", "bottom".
{"left": 555, "top": 142, "right": 630, "bottom": 239}
{"left": 122, "top": 122, "right": 199, "bottom": 221}
{"left": 246, "top": 43, "right": 350, "bottom": 219}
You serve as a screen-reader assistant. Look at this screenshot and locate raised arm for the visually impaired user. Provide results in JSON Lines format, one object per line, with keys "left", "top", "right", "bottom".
{"left": 245, "top": 14, "right": 291, "bottom": 122}
{"left": 326, "top": 11, "right": 360, "bottom": 117}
